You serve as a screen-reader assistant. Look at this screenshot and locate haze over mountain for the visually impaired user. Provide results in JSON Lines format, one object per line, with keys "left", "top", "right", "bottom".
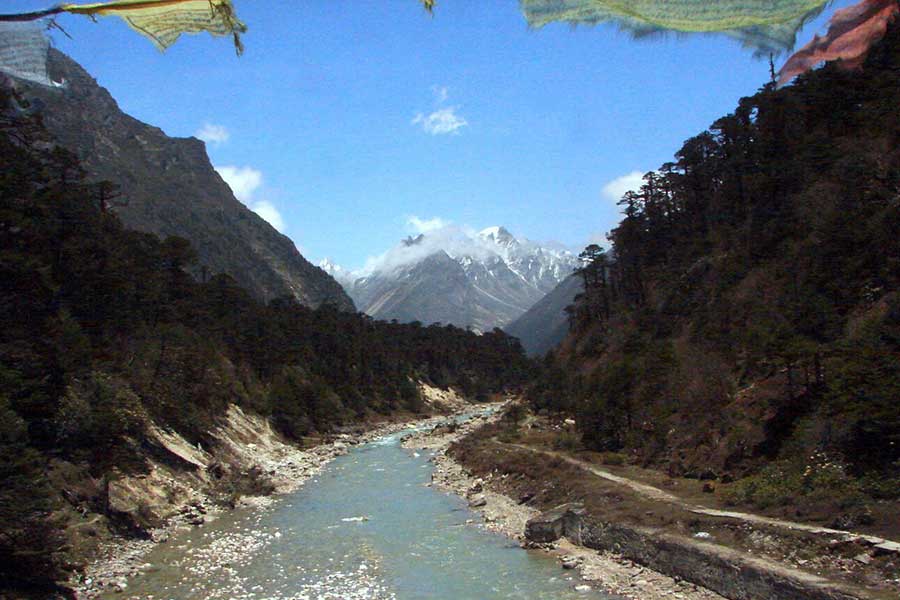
{"left": 18, "top": 49, "right": 353, "bottom": 311}
{"left": 321, "top": 226, "right": 578, "bottom": 331}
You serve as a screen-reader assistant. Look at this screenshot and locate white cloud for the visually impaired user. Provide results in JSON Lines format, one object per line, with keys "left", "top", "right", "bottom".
{"left": 360, "top": 223, "right": 490, "bottom": 276}
{"left": 412, "top": 86, "right": 468, "bottom": 136}
{"left": 431, "top": 85, "right": 449, "bottom": 104}
{"left": 216, "top": 165, "right": 262, "bottom": 202}
{"left": 215, "top": 165, "right": 285, "bottom": 233}
{"left": 602, "top": 171, "right": 645, "bottom": 203}
{"left": 250, "top": 200, "right": 286, "bottom": 233}
{"left": 412, "top": 107, "right": 468, "bottom": 136}
{"left": 406, "top": 215, "right": 449, "bottom": 234}
{"left": 195, "top": 122, "right": 230, "bottom": 145}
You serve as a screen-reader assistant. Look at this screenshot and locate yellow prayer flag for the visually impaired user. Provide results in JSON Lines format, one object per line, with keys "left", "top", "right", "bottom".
{"left": 60, "top": 0, "right": 246, "bottom": 54}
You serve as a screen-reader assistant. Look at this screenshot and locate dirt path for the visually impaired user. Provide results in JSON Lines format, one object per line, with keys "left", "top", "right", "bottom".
{"left": 504, "top": 442, "right": 900, "bottom": 553}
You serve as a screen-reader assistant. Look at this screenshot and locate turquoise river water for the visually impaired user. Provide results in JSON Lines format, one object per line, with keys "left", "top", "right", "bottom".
{"left": 104, "top": 426, "right": 614, "bottom": 600}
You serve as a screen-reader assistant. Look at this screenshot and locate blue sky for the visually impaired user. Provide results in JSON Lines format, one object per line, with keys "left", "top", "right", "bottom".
{"left": 20, "top": 0, "right": 855, "bottom": 270}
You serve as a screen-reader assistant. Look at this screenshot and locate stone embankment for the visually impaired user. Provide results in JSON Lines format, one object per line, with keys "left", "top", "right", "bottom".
{"left": 402, "top": 409, "right": 725, "bottom": 600}
{"left": 523, "top": 503, "right": 872, "bottom": 600}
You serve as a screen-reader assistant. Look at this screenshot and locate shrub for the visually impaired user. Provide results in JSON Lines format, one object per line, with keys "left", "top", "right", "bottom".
{"left": 399, "top": 378, "right": 424, "bottom": 413}
{"left": 553, "top": 430, "right": 581, "bottom": 452}
{"left": 498, "top": 428, "right": 521, "bottom": 444}
{"left": 600, "top": 452, "right": 626, "bottom": 466}
{"left": 721, "top": 452, "right": 873, "bottom": 514}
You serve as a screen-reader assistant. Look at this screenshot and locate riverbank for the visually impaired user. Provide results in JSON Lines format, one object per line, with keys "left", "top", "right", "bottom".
{"left": 401, "top": 410, "right": 725, "bottom": 600}
{"left": 70, "top": 387, "right": 478, "bottom": 599}
{"left": 438, "top": 408, "right": 899, "bottom": 600}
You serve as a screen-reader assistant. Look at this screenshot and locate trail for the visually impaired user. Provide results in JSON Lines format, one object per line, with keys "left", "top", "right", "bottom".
{"left": 503, "top": 442, "right": 900, "bottom": 553}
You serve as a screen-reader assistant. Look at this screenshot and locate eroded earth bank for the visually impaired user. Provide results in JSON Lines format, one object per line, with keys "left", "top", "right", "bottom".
{"left": 410, "top": 403, "right": 900, "bottom": 600}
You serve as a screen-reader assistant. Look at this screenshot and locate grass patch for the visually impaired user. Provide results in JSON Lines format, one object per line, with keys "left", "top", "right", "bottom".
{"left": 600, "top": 452, "right": 626, "bottom": 466}
{"left": 552, "top": 430, "right": 581, "bottom": 452}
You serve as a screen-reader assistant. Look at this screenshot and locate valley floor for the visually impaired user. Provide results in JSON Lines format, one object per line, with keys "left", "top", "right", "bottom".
{"left": 65, "top": 384, "right": 471, "bottom": 599}
{"left": 402, "top": 409, "right": 725, "bottom": 600}
{"left": 417, "top": 407, "right": 900, "bottom": 600}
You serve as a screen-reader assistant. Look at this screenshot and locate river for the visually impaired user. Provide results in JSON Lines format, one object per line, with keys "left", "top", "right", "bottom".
{"left": 103, "top": 423, "right": 614, "bottom": 599}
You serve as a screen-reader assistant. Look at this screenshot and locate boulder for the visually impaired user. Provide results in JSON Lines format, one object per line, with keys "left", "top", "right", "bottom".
{"left": 524, "top": 503, "right": 585, "bottom": 543}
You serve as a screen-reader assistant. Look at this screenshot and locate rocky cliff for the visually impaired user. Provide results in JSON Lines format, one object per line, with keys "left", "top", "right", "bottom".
{"left": 20, "top": 49, "right": 353, "bottom": 310}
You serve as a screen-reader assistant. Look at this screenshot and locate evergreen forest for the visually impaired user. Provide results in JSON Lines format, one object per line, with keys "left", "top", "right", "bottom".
{"left": 531, "top": 22, "right": 900, "bottom": 517}
{"left": 0, "top": 87, "right": 530, "bottom": 594}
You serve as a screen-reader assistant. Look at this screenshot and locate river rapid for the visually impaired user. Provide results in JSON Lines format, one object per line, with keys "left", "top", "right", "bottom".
{"left": 102, "top": 421, "right": 613, "bottom": 600}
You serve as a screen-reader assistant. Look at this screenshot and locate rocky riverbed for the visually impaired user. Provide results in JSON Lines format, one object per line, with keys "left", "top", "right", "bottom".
{"left": 76, "top": 400, "right": 607, "bottom": 600}
{"left": 401, "top": 411, "right": 725, "bottom": 600}
{"left": 72, "top": 404, "right": 482, "bottom": 599}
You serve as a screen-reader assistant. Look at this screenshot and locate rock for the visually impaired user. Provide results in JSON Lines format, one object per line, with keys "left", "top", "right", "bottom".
{"left": 524, "top": 503, "right": 585, "bottom": 544}
{"left": 188, "top": 514, "right": 205, "bottom": 526}
{"left": 693, "top": 531, "right": 711, "bottom": 539}
{"left": 562, "top": 557, "right": 580, "bottom": 569}
{"left": 853, "top": 553, "right": 873, "bottom": 565}
{"left": 874, "top": 541, "right": 900, "bottom": 556}
{"left": 697, "top": 469, "right": 717, "bottom": 481}
{"left": 207, "top": 460, "right": 228, "bottom": 479}
{"left": 574, "top": 584, "right": 592, "bottom": 592}
{"left": 468, "top": 495, "right": 487, "bottom": 508}
{"left": 469, "top": 478, "right": 484, "bottom": 494}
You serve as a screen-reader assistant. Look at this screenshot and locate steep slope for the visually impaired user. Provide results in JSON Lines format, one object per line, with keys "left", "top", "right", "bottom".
{"left": 341, "top": 226, "right": 578, "bottom": 331}
{"left": 19, "top": 49, "right": 353, "bottom": 310}
{"left": 505, "top": 274, "right": 583, "bottom": 356}
{"left": 528, "top": 20, "right": 900, "bottom": 529}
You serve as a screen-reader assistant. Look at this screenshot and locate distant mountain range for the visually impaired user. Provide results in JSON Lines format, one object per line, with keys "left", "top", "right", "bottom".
{"left": 322, "top": 226, "right": 579, "bottom": 331}
{"left": 19, "top": 50, "right": 353, "bottom": 311}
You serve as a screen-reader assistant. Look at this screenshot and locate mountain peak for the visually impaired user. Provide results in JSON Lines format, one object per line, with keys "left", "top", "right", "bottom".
{"left": 479, "top": 226, "right": 514, "bottom": 242}
{"left": 318, "top": 257, "right": 341, "bottom": 272}
{"left": 346, "top": 225, "right": 579, "bottom": 331}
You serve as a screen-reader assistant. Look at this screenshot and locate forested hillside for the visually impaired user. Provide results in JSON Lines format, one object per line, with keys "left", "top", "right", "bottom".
{"left": 0, "top": 86, "right": 529, "bottom": 596}
{"left": 530, "top": 21, "right": 900, "bottom": 518}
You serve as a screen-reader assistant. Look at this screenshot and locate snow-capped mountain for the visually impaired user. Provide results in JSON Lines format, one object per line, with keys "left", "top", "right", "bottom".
{"left": 318, "top": 258, "right": 355, "bottom": 289}
{"left": 322, "top": 226, "right": 579, "bottom": 331}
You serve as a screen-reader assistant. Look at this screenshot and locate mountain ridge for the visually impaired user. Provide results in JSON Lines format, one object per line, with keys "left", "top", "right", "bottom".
{"left": 322, "top": 226, "right": 579, "bottom": 330}
{"left": 19, "top": 49, "right": 353, "bottom": 310}
{"left": 504, "top": 273, "right": 584, "bottom": 356}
